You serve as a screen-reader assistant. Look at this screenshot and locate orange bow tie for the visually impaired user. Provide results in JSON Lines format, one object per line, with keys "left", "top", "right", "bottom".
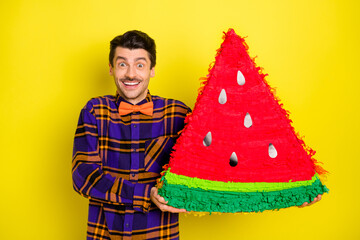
{"left": 118, "top": 101, "right": 153, "bottom": 116}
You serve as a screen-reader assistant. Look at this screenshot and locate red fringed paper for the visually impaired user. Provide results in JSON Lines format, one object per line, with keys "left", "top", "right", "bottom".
{"left": 169, "top": 29, "right": 326, "bottom": 183}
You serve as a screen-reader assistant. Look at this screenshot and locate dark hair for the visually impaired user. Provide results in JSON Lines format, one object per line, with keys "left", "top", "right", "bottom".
{"left": 109, "top": 30, "right": 156, "bottom": 68}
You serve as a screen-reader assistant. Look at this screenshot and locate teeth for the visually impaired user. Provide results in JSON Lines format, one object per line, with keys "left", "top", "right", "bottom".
{"left": 124, "top": 82, "right": 139, "bottom": 86}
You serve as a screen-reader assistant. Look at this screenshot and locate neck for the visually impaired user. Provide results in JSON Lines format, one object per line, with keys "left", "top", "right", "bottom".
{"left": 117, "top": 90, "right": 148, "bottom": 105}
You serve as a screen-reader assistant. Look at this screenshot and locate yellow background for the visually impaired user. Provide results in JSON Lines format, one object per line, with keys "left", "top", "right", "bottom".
{"left": 1, "top": 0, "right": 358, "bottom": 239}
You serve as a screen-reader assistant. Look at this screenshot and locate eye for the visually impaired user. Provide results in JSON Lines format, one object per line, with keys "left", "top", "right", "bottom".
{"left": 137, "top": 63, "right": 144, "bottom": 68}
{"left": 118, "top": 62, "right": 126, "bottom": 67}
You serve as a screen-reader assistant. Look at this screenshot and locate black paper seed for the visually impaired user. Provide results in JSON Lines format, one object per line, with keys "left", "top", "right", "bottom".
{"left": 203, "top": 132, "right": 212, "bottom": 147}
{"left": 229, "top": 152, "right": 238, "bottom": 167}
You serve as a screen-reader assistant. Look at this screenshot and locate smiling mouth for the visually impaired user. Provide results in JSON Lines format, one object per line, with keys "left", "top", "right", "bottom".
{"left": 124, "top": 82, "right": 139, "bottom": 85}
{"left": 122, "top": 81, "right": 140, "bottom": 87}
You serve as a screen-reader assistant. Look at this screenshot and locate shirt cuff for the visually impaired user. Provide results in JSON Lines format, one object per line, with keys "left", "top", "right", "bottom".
{"left": 133, "top": 183, "right": 152, "bottom": 213}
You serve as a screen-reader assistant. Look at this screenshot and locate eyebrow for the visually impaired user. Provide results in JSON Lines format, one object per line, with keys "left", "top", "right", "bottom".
{"left": 115, "top": 56, "right": 148, "bottom": 62}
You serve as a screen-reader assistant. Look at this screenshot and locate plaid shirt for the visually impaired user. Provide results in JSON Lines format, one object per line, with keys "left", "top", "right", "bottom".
{"left": 72, "top": 92, "right": 191, "bottom": 240}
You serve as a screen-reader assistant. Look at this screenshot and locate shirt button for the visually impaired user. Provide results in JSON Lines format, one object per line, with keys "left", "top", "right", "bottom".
{"left": 133, "top": 125, "right": 137, "bottom": 128}
{"left": 132, "top": 173, "right": 135, "bottom": 177}
{"left": 125, "top": 223, "right": 129, "bottom": 228}
{"left": 131, "top": 149, "right": 135, "bottom": 152}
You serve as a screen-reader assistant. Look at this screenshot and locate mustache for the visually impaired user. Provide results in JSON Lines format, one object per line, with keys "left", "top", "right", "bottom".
{"left": 120, "top": 77, "right": 142, "bottom": 82}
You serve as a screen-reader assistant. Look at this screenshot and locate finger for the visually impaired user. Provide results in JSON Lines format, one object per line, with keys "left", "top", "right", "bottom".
{"left": 307, "top": 198, "right": 317, "bottom": 206}
{"left": 162, "top": 205, "right": 187, "bottom": 213}
{"left": 299, "top": 194, "right": 324, "bottom": 208}
{"left": 304, "top": 195, "right": 322, "bottom": 207}
{"left": 311, "top": 195, "right": 321, "bottom": 204}
{"left": 155, "top": 200, "right": 188, "bottom": 213}
{"left": 154, "top": 194, "right": 168, "bottom": 204}
{"left": 151, "top": 187, "right": 168, "bottom": 204}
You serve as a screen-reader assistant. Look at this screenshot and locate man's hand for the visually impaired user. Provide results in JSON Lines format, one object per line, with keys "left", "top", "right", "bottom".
{"left": 150, "top": 187, "right": 187, "bottom": 213}
{"left": 299, "top": 194, "right": 322, "bottom": 208}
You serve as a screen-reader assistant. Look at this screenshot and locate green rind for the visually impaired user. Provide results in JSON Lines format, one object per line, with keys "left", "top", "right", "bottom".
{"left": 158, "top": 178, "right": 329, "bottom": 213}
{"left": 163, "top": 168, "right": 320, "bottom": 192}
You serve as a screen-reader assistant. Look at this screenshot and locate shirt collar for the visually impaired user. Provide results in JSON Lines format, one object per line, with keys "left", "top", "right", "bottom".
{"left": 115, "top": 90, "right": 152, "bottom": 107}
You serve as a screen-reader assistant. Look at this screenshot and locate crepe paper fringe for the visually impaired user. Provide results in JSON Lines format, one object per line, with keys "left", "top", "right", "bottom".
{"left": 158, "top": 178, "right": 329, "bottom": 213}
{"left": 171, "top": 28, "right": 328, "bottom": 180}
{"left": 156, "top": 164, "right": 170, "bottom": 189}
{"left": 162, "top": 168, "right": 321, "bottom": 193}
{"left": 183, "top": 210, "right": 262, "bottom": 216}
{"left": 185, "top": 211, "right": 261, "bottom": 216}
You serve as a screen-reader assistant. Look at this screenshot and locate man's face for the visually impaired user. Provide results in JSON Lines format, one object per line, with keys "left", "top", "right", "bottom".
{"left": 109, "top": 47, "right": 155, "bottom": 105}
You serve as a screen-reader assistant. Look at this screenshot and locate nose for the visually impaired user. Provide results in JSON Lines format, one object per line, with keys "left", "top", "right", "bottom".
{"left": 125, "top": 66, "right": 136, "bottom": 79}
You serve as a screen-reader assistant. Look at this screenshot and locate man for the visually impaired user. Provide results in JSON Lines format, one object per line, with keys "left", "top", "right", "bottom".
{"left": 72, "top": 30, "right": 189, "bottom": 240}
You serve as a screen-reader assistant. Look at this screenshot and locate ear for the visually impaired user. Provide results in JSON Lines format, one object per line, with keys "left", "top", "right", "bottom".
{"left": 109, "top": 63, "right": 113, "bottom": 75}
{"left": 150, "top": 67, "right": 155, "bottom": 78}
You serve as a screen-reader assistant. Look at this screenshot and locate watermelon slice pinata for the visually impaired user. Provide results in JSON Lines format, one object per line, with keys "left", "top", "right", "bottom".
{"left": 157, "top": 29, "right": 329, "bottom": 213}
